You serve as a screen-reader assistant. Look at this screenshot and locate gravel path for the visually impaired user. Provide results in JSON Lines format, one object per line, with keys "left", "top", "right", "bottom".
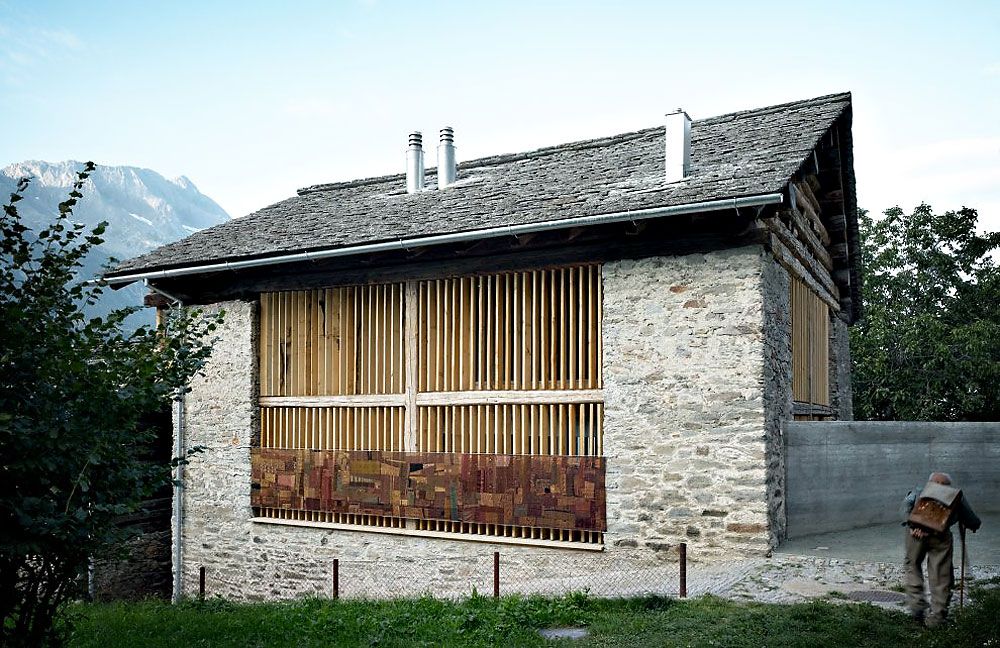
{"left": 696, "top": 554, "right": 1000, "bottom": 611}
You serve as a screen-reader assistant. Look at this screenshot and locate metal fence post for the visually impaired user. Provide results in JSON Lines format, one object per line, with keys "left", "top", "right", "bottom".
{"left": 199, "top": 566, "right": 206, "bottom": 601}
{"left": 333, "top": 559, "right": 339, "bottom": 599}
{"left": 679, "top": 543, "right": 687, "bottom": 599}
{"left": 493, "top": 551, "right": 500, "bottom": 599}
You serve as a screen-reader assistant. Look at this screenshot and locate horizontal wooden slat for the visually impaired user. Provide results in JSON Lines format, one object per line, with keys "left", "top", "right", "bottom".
{"left": 251, "top": 516, "right": 604, "bottom": 550}
{"left": 415, "top": 389, "right": 603, "bottom": 406}
{"left": 260, "top": 395, "right": 408, "bottom": 408}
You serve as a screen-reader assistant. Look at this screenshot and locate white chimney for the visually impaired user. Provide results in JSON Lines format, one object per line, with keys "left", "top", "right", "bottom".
{"left": 437, "top": 127, "right": 457, "bottom": 189}
{"left": 664, "top": 109, "right": 691, "bottom": 183}
{"left": 406, "top": 132, "right": 424, "bottom": 193}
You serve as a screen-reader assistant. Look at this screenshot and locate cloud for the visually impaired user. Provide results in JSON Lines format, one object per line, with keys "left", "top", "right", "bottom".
{"left": 0, "top": 20, "right": 84, "bottom": 85}
{"left": 984, "top": 62, "right": 1000, "bottom": 76}
{"left": 857, "top": 135, "right": 1000, "bottom": 232}
{"left": 36, "top": 28, "right": 82, "bottom": 51}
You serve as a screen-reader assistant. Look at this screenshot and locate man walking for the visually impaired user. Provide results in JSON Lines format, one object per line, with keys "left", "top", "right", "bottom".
{"left": 902, "top": 472, "right": 982, "bottom": 627}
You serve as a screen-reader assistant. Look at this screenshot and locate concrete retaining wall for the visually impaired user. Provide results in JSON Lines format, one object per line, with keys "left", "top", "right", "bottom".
{"left": 785, "top": 421, "right": 1000, "bottom": 538}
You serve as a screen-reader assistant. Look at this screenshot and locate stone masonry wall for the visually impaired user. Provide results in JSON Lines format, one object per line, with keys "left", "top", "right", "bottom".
{"left": 761, "top": 257, "right": 792, "bottom": 545}
{"left": 177, "top": 247, "right": 781, "bottom": 601}
{"left": 830, "top": 315, "right": 854, "bottom": 421}
{"left": 603, "top": 246, "right": 775, "bottom": 557}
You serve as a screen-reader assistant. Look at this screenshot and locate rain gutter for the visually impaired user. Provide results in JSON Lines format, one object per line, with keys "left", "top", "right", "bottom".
{"left": 105, "top": 193, "right": 784, "bottom": 286}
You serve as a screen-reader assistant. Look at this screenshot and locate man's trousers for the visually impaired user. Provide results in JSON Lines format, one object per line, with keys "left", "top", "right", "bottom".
{"left": 904, "top": 528, "right": 954, "bottom": 625}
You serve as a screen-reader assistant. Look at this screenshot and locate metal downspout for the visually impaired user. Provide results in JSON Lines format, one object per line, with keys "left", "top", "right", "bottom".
{"left": 145, "top": 280, "right": 186, "bottom": 604}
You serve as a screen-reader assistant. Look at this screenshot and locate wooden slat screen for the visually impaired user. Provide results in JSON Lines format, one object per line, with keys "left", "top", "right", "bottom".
{"left": 418, "top": 267, "right": 602, "bottom": 392}
{"left": 260, "top": 285, "right": 405, "bottom": 397}
{"left": 256, "top": 264, "right": 605, "bottom": 544}
{"left": 417, "top": 403, "right": 603, "bottom": 455}
{"left": 791, "top": 277, "right": 830, "bottom": 408}
{"left": 260, "top": 406, "right": 406, "bottom": 451}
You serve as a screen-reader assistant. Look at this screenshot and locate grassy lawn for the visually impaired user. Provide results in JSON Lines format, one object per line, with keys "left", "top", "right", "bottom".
{"left": 67, "top": 586, "right": 999, "bottom": 648}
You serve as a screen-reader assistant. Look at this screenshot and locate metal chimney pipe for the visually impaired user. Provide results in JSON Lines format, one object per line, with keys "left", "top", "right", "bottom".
{"left": 437, "top": 127, "right": 456, "bottom": 189}
{"left": 406, "top": 131, "right": 424, "bottom": 193}
{"left": 664, "top": 109, "right": 691, "bottom": 183}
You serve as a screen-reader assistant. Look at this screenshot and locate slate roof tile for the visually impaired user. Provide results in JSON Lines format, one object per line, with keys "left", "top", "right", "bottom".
{"left": 109, "top": 92, "right": 851, "bottom": 277}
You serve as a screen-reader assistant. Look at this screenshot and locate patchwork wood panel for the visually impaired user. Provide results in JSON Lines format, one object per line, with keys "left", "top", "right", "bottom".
{"left": 251, "top": 448, "right": 606, "bottom": 532}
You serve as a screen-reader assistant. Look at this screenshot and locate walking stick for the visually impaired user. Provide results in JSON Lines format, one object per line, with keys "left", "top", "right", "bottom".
{"left": 959, "top": 523, "right": 967, "bottom": 611}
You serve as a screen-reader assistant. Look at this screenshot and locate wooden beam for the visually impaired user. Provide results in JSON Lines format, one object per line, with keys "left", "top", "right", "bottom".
{"left": 149, "top": 210, "right": 764, "bottom": 304}
{"left": 143, "top": 291, "right": 171, "bottom": 308}
{"left": 795, "top": 179, "right": 823, "bottom": 215}
{"left": 782, "top": 207, "right": 833, "bottom": 271}
{"left": 259, "top": 394, "right": 408, "bottom": 408}
{"left": 761, "top": 218, "right": 838, "bottom": 298}
{"left": 404, "top": 281, "right": 419, "bottom": 451}
{"left": 824, "top": 212, "right": 848, "bottom": 235}
{"left": 792, "top": 181, "right": 830, "bottom": 245}
{"left": 416, "top": 389, "right": 604, "bottom": 406}
{"left": 155, "top": 222, "right": 760, "bottom": 305}
{"left": 766, "top": 232, "right": 840, "bottom": 311}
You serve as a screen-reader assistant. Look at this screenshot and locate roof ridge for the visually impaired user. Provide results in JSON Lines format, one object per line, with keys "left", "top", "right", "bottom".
{"left": 697, "top": 91, "right": 851, "bottom": 125}
{"left": 297, "top": 91, "right": 851, "bottom": 196}
{"left": 297, "top": 128, "right": 659, "bottom": 196}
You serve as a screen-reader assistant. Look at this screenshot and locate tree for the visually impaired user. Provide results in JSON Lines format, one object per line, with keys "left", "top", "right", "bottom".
{"left": 851, "top": 203, "right": 1000, "bottom": 421}
{"left": 0, "top": 163, "right": 222, "bottom": 645}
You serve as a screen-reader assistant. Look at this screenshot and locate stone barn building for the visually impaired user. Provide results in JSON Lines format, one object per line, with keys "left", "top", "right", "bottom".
{"left": 107, "top": 92, "right": 860, "bottom": 600}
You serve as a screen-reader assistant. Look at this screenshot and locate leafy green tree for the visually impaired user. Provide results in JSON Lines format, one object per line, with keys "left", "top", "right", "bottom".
{"left": 0, "top": 163, "right": 221, "bottom": 645}
{"left": 851, "top": 204, "right": 1000, "bottom": 420}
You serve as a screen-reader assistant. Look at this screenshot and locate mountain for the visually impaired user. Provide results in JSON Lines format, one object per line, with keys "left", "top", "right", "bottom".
{"left": 1, "top": 160, "right": 230, "bottom": 328}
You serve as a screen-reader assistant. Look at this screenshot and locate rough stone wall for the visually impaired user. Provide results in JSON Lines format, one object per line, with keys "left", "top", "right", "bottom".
{"left": 829, "top": 315, "right": 853, "bottom": 420}
{"left": 761, "top": 258, "right": 792, "bottom": 545}
{"left": 603, "top": 246, "right": 775, "bottom": 558}
{"left": 93, "top": 528, "right": 171, "bottom": 601}
{"left": 176, "top": 299, "right": 258, "bottom": 599}
{"left": 177, "top": 248, "right": 782, "bottom": 602}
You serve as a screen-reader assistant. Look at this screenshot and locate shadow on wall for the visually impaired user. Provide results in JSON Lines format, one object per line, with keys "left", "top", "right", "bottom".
{"left": 91, "top": 406, "right": 173, "bottom": 601}
{"left": 783, "top": 421, "right": 1000, "bottom": 539}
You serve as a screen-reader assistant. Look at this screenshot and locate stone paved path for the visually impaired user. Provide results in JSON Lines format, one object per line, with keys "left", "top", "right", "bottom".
{"left": 695, "top": 554, "right": 1000, "bottom": 612}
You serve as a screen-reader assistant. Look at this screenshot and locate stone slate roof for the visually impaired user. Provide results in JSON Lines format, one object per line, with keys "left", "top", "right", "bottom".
{"left": 109, "top": 92, "right": 852, "bottom": 277}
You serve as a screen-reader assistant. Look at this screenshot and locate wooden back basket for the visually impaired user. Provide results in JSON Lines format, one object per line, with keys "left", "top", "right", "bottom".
{"left": 908, "top": 482, "right": 961, "bottom": 533}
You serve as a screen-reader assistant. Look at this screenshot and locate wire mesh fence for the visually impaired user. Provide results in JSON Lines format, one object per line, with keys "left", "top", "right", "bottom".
{"left": 194, "top": 544, "right": 688, "bottom": 602}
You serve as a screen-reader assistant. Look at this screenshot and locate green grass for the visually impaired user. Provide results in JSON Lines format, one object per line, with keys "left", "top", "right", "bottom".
{"left": 67, "top": 584, "right": 1000, "bottom": 648}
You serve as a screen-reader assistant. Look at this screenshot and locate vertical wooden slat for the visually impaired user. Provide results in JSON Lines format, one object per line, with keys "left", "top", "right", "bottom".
{"left": 436, "top": 279, "right": 444, "bottom": 391}
{"left": 504, "top": 273, "right": 512, "bottom": 390}
{"left": 577, "top": 266, "right": 584, "bottom": 390}
{"left": 517, "top": 272, "right": 524, "bottom": 389}
{"left": 405, "top": 281, "right": 419, "bottom": 451}
{"left": 260, "top": 293, "right": 270, "bottom": 396}
{"left": 564, "top": 268, "right": 579, "bottom": 389}
{"left": 531, "top": 270, "right": 539, "bottom": 389}
{"left": 548, "top": 269, "right": 555, "bottom": 389}
{"left": 477, "top": 278, "right": 484, "bottom": 390}
{"left": 459, "top": 278, "right": 465, "bottom": 391}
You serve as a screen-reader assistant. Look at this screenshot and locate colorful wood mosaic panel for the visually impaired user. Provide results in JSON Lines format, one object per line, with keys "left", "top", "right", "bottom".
{"left": 251, "top": 449, "right": 606, "bottom": 532}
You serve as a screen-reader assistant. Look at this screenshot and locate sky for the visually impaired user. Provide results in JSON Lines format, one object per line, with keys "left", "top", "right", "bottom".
{"left": 2, "top": 1, "right": 999, "bottom": 231}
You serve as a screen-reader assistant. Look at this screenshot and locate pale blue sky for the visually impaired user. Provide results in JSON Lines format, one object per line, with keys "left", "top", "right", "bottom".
{"left": 2, "top": 1, "right": 998, "bottom": 230}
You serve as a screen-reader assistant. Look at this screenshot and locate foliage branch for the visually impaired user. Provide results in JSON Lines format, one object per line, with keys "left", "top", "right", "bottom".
{"left": 0, "top": 163, "right": 221, "bottom": 645}
{"left": 852, "top": 204, "right": 999, "bottom": 420}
